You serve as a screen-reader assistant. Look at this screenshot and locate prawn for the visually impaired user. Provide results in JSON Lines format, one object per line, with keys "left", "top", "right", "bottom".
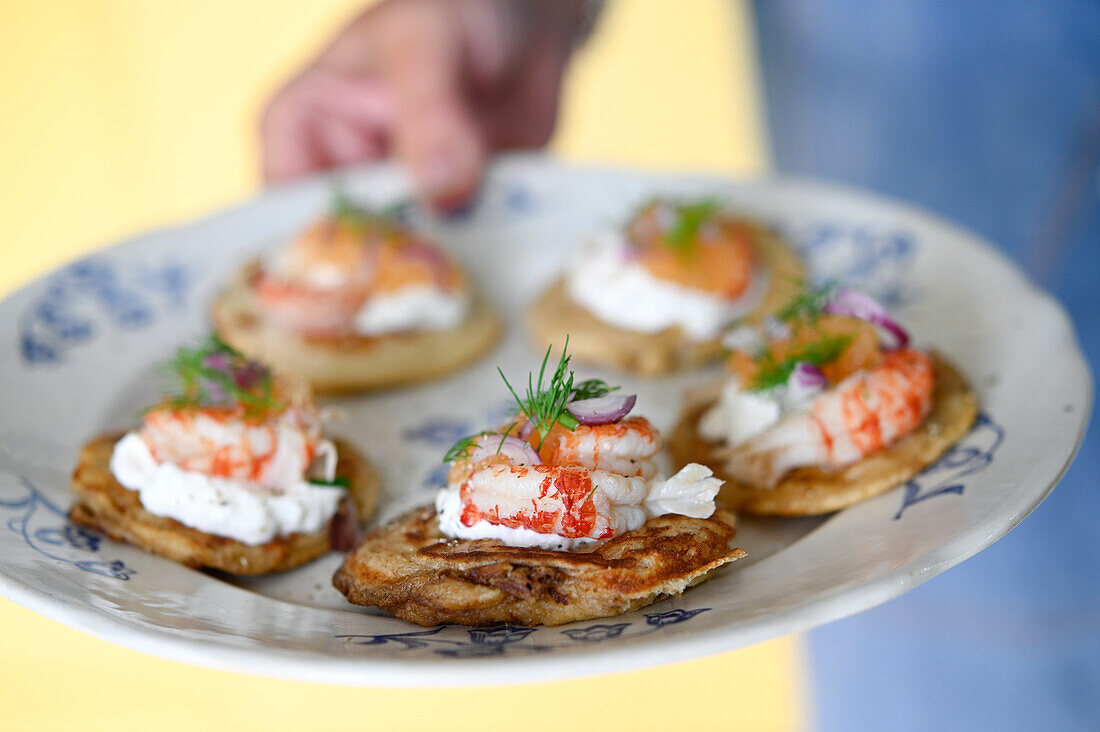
{"left": 138, "top": 405, "right": 332, "bottom": 488}
{"left": 531, "top": 417, "right": 662, "bottom": 478}
{"left": 253, "top": 218, "right": 462, "bottom": 337}
{"left": 456, "top": 460, "right": 721, "bottom": 541}
{"left": 723, "top": 349, "right": 935, "bottom": 487}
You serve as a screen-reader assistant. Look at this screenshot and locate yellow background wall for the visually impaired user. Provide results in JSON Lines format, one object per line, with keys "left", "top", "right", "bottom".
{"left": 0, "top": 1, "right": 799, "bottom": 729}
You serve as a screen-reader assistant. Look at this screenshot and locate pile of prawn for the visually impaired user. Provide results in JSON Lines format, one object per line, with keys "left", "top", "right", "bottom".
{"left": 252, "top": 218, "right": 464, "bottom": 337}
{"left": 447, "top": 417, "right": 717, "bottom": 541}
{"left": 137, "top": 396, "right": 334, "bottom": 490}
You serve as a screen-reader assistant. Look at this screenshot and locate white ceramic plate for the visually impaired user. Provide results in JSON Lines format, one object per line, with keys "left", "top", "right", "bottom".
{"left": 0, "top": 156, "right": 1090, "bottom": 686}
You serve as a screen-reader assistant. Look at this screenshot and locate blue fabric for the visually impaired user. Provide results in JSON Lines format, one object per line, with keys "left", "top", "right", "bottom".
{"left": 750, "top": 2, "right": 1100, "bottom": 729}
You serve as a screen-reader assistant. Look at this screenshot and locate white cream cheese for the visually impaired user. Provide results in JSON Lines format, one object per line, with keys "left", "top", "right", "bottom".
{"left": 353, "top": 285, "right": 469, "bottom": 336}
{"left": 435, "top": 488, "right": 604, "bottom": 551}
{"left": 109, "top": 432, "right": 345, "bottom": 546}
{"left": 699, "top": 373, "right": 824, "bottom": 447}
{"left": 434, "top": 463, "right": 722, "bottom": 550}
{"left": 565, "top": 231, "right": 768, "bottom": 341}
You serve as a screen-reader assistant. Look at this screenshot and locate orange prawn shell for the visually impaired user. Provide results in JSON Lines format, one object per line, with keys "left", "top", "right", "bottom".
{"left": 822, "top": 348, "right": 935, "bottom": 460}
{"left": 525, "top": 416, "right": 660, "bottom": 468}
{"left": 137, "top": 375, "right": 324, "bottom": 484}
{"left": 629, "top": 203, "right": 758, "bottom": 297}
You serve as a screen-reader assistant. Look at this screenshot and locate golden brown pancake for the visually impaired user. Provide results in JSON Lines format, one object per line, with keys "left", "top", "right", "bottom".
{"left": 333, "top": 506, "right": 744, "bottom": 627}
{"left": 70, "top": 433, "right": 379, "bottom": 574}
{"left": 212, "top": 260, "right": 502, "bottom": 393}
{"left": 669, "top": 352, "right": 979, "bottom": 515}
{"left": 526, "top": 221, "right": 804, "bottom": 375}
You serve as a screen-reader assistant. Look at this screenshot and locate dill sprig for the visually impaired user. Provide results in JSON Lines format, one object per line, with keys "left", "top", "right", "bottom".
{"left": 331, "top": 186, "right": 368, "bottom": 225}
{"left": 498, "top": 338, "right": 581, "bottom": 449}
{"left": 161, "top": 336, "right": 283, "bottom": 417}
{"left": 570, "top": 378, "right": 618, "bottom": 401}
{"left": 330, "top": 184, "right": 409, "bottom": 230}
{"left": 442, "top": 431, "right": 493, "bottom": 463}
{"left": 442, "top": 425, "right": 525, "bottom": 464}
{"left": 309, "top": 475, "right": 350, "bottom": 489}
{"left": 664, "top": 199, "right": 721, "bottom": 254}
{"left": 776, "top": 280, "right": 837, "bottom": 323}
{"left": 749, "top": 334, "right": 852, "bottom": 392}
{"left": 443, "top": 339, "right": 624, "bottom": 461}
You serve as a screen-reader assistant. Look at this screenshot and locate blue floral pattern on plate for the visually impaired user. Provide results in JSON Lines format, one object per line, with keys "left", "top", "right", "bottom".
{"left": 895, "top": 413, "right": 1006, "bottom": 520}
{"left": 338, "top": 609, "right": 712, "bottom": 657}
{"left": 19, "top": 256, "right": 189, "bottom": 365}
{"left": 0, "top": 477, "right": 136, "bottom": 580}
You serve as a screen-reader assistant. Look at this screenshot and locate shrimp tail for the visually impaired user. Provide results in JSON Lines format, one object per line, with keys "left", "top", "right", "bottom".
{"left": 644, "top": 463, "right": 723, "bottom": 518}
{"left": 720, "top": 444, "right": 786, "bottom": 488}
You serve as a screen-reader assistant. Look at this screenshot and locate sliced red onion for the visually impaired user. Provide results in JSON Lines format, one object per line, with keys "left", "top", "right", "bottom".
{"left": 791, "top": 362, "right": 827, "bottom": 389}
{"left": 470, "top": 434, "right": 542, "bottom": 465}
{"left": 233, "top": 361, "right": 269, "bottom": 389}
{"left": 785, "top": 362, "right": 827, "bottom": 405}
{"left": 616, "top": 237, "right": 640, "bottom": 263}
{"left": 517, "top": 420, "right": 534, "bottom": 440}
{"left": 199, "top": 378, "right": 230, "bottom": 405}
{"left": 566, "top": 393, "right": 637, "bottom": 425}
{"left": 329, "top": 500, "right": 361, "bottom": 553}
{"left": 203, "top": 352, "right": 231, "bottom": 372}
{"left": 824, "top": 288, "right": 910, "bottom": 350}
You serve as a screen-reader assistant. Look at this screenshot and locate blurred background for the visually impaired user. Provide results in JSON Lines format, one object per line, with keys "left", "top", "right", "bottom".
{"left": 0, "top": 2, "right": 803, "bottom": 731}
{"left": 2, "top": 1, "right": 1097, "bottom": 730}
{"left": 0, "top": 0, "right": 766, "bottom": 293}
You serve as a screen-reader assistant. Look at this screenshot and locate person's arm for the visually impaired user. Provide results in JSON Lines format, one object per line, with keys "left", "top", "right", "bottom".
{"left": 261, "top": 0, "right": 592, "bottom": 211}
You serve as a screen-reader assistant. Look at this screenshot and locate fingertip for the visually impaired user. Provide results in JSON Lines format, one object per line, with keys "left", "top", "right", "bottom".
{"left": 260, "top": 85, "right": 324, "bottom": 183}
{"left": 412, "top": 133, "right": 486, "bottom": 213}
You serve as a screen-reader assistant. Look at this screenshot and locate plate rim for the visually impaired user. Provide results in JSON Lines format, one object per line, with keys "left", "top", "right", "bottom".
{"left": 0, "top": 154, "right": 1092, "bottom": 686}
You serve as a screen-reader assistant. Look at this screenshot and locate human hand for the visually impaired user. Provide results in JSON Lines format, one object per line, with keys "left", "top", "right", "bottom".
{"left": 261, "top": 0, "right": 585, "bottom": 211}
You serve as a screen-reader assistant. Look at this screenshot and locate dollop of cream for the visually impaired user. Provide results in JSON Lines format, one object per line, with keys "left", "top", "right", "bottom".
{"left": 353, "top": 285, "right": 469, "bottom": 336}
{"left": 435, "top": 488, "right": 605, "bottom": 551}
{"left": 699, "top": 373, "right": 824, "bottom": 447}
{"left": 565, "top": 231, "right": 768, "bottom": 341}
{"left": 109, "top": 432, "right": 344, "bottom": 545}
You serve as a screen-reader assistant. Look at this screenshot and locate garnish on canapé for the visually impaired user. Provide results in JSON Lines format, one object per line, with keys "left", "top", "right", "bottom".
{"left": 212, "top": 186, "right": 501, "bottom": 393}
{"left": 437, "top": 340, "right": 721, "bottom": 549}
{"left": 333, "top": 339, "right": 744, "bottom": 627}
{"left": 672, "top": 283, "right": 977, "bottom": 515}
{"left": 625, "top": 198, "right": 755, "bottom": 297}
{"left": 156, "top": 335, "right": 284, "bottom": 418}
{"left": 445, "top": 338, "right": 623, "bottom": 461}
{"left": 70, "top": 336, "right": 379, "bottom": 573}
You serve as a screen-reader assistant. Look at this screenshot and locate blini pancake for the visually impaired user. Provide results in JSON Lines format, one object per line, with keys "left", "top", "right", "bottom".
{"left": 334, "top": 506, "right": 744, "bottom": 627}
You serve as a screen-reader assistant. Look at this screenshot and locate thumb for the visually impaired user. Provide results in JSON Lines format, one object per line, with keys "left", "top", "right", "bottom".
{"left": 373, "top": 5, "right": 486, "bottom": 211}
